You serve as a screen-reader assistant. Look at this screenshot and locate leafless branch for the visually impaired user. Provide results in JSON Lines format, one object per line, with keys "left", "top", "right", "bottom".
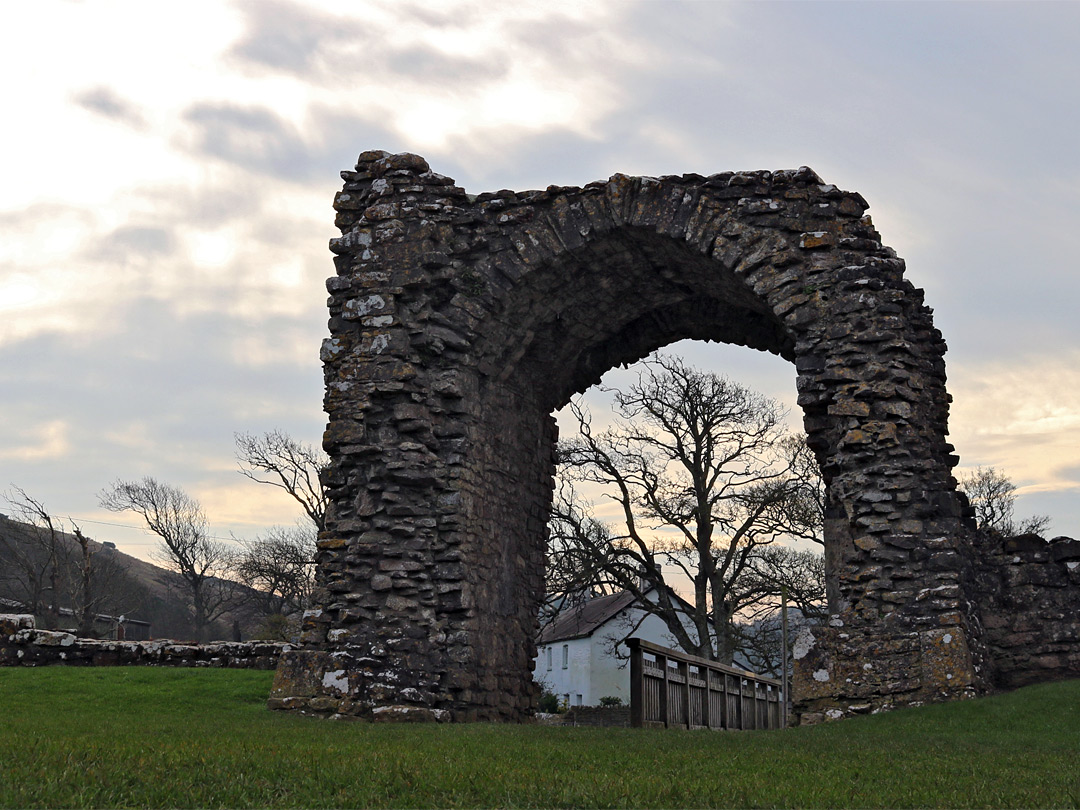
{"left": 235, "top": 430, "right": 328, "bottom": 532}
{"left": 547, "top": 353, "right": 825, "bottom": 664}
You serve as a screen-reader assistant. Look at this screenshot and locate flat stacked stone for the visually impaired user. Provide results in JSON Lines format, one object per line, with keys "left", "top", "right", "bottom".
{"left": 0, "top": 615, "right": 287, "bottom": 669}
{"left": 270, "top": 152, "right": 1077, "bottom": 723}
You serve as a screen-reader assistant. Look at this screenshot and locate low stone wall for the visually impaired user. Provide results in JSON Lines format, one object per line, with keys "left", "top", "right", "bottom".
{"left": 0, "top": 614, "right": 288, "bottom": 669}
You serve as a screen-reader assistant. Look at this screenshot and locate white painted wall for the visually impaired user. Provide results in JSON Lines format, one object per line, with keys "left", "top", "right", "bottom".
{"left": 534, "top": 604, "right": 697, "bottom": 707}
{"left": 534, "top": 636, "right": 591, "bottom": 707}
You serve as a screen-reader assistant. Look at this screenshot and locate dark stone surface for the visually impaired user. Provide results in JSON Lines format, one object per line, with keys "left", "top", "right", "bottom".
{"left": 272, "top": 151, "right": 1079, "bottom": 723}
{"left": 968, "top": 533, "right": 1080, "bottom": 689}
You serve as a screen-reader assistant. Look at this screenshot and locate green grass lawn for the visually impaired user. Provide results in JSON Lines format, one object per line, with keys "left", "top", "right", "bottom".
{"left": 0, "top": 668, "right": 1077, "bottom": 809}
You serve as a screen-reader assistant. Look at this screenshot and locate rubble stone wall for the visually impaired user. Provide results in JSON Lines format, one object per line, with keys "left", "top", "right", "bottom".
{"left": 270, "top": 150, "right": 1003, "bottom": 722}
{"left": 971, "top": 534, "right": 1080, "bottom": 689}
{"left": 0, "top": 614, "right": 286, "bottom": 669}
{"left": 792, "top": 531, "right": 1080, "bottom": 723}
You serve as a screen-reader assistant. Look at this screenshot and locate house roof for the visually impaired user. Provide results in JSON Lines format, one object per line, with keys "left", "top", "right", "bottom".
{"left": 539, "top": 584, "right": 703, "bottom": 645}
{"left": 539, "top": 590, "right": 639, "bottom": 644}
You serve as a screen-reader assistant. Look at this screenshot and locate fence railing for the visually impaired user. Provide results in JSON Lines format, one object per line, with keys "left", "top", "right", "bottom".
{"left": 628, "top": 638, "right": 785, "bottom": 730}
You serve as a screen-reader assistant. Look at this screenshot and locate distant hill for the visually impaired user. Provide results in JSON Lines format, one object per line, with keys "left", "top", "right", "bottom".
{"left": 0, "top": 513, "right": 264, "bottom": 641}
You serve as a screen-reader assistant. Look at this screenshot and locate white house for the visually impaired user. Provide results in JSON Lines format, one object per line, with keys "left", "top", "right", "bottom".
{"left": 533, "top": 589, "right": 697, "bottom": 708}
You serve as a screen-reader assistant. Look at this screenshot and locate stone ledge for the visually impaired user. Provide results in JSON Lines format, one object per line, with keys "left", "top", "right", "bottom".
{"left": 0, "top": 614, "right": 289, "bottom": 669}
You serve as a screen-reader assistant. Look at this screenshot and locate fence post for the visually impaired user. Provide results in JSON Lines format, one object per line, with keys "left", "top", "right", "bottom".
{"left": 749, "top": 680, "right": 756, "bottom": 730}
{"left": 659, "top": 652, "right": 669, "bottom": 728}
{"left": 702, "top": 667, "right": 712, "bottom": 729}
{"left": 736, "top": 676, "right": 744, "bottom": 730}
{"left": 781, "top": 585, "right": 789, "bottom": 728}
{"left": 721, "top": 672, "right": 729, "bottom": 729}
{"left": 628, "top": 638, "right": 643, "bottom": 728}
{"left": 682, "top": 661, "right": 692, "bottom": 729}
{"left": 754, "top": 681, "right": 762, "bottom": 730}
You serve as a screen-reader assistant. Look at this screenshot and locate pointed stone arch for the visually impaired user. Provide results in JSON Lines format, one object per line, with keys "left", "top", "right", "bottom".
{"left": 269, "top": 151, "right": 991, "bottom": 722}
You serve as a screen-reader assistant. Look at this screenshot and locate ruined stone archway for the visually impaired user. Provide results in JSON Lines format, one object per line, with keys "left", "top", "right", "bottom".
{"left": 268, "top": 151, "right": 995, "bottom": 722}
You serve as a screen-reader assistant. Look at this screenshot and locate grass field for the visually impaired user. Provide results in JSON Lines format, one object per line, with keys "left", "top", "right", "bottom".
{"left": 0, "top": 668, "right": 1077, "bottom": 808}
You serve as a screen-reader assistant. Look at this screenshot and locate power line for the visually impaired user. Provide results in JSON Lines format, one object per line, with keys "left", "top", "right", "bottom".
{"left": 60, "top": 516, "right": 153, "bottom": 533}
{"left": 58, "top": 515, "right": 248, "bottom": 544}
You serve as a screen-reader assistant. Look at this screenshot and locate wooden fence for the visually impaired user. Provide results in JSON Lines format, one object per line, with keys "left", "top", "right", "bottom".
{"left": 628, "top": 638, "right": 785, "bottom": 730}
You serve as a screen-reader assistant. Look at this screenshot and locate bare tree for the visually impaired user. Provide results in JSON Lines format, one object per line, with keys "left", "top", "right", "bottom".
{"left": 736, "top": 601, "right": 821, "bottom": 680}
{"left": 957, "top": 466, "right": 1050, "bottom": 537}
{"left": 730, "top": 545, "right": 826, "bottom": 679}
{"left": 739, "top": 545, "right": 827, "bottom": 624}
{"left": 551, "top": 355, "right": 823, "bottom": 665}
{"left": 233, "top": 430, "right": 327, "bottom": 638}
{"left": 0, "top": 487, "right": 66, "bottom": 627}
{"left": 1, "top": 488, "right": 140, "bottom": 636}
{"left": 233, "top": 524, "right": 317, "bottom": 638}
{"left": 64, "top": 526, "right": 141, "bottom": 637}
{"left": 234, "top": 430, "right": 328, "bottom": 532}
{"left": 99, "top": 477, "right": 237, "bottom": 640}
{"left": 543, "top": 481, "right": 615, "bottom": 609}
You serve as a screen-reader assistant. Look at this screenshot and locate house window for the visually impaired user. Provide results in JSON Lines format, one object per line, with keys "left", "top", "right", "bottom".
{"left": 546, "top": 647, "right": 552, "bottom": 671}
{"left": 574, "top": 694, "right": 583, "bottom": 706}
{"left": 561, "top": 644, "right": 568, "bottom": 669}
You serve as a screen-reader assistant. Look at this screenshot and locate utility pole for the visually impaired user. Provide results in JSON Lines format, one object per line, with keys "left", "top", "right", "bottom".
{"left": 781, "top": 584, "right": 789, "bottom": 728}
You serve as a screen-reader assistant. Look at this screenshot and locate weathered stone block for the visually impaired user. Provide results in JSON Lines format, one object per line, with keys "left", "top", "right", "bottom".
{"left": 0, "top": 614, "right": 34, "bottom": 637}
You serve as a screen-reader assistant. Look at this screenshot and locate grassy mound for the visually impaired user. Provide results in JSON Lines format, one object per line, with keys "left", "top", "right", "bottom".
{"left": 0, "top": 667, "right": 1076, "bottom": 808}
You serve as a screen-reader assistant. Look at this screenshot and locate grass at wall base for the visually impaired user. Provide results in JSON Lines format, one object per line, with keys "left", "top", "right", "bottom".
{"left": 0, "top": 668, "right": 1076, "bottom": 808}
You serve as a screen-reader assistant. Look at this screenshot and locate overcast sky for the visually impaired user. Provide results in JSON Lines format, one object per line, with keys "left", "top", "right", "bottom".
{"left": 1, "top": 0, "right": 1077, "bottom": 558}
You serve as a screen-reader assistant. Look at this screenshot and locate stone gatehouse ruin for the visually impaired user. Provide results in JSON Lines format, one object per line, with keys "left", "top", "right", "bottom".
{"left": 268, "top": 151, "right": 1080, "bottom": 722}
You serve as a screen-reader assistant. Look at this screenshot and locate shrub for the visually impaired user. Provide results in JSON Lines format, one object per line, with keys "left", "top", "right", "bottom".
{"left": 598, "top": 695, "right": 623, "bottom": 707}
{"left": 538, "top": 690, "right": 561, "bottom": 713}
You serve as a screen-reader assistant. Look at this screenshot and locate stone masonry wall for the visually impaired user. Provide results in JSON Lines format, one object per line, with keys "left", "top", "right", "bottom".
{"left": 271, "top": 150, "right": 995, "bottom": 722}
{"left": 791, "top": 530, "right": 1080, "bottom": 723}
{"left": 0, "top": 614, "right": 286, "bottom": 669}
{"left": 971, "top": 533, "right": 1080, "bottom": 688}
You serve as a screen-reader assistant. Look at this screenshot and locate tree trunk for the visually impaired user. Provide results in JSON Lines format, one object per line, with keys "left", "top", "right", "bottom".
{"left": 45, "top": 563, "right": 61, "bottom": 630}
{"left": 75, "top": 529, "right": 96, "bottom": 637}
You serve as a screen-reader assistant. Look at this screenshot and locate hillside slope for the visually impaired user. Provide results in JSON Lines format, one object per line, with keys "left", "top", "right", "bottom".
{"left": 0, "top": 514, "right": 261, "bottom": 640}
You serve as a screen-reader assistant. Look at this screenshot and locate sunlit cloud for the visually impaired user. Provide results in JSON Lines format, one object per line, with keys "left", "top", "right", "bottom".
{"left": 73, "top": 86, "right": 148, "bottom": 129}
{"left": 194, "top": 479, "right": 311, "bottom": 537}
{"left": 950, "top": 353, "right": 1080, "bottom": 498}
{"left": 0, "top": 0, "right": 1077, "bottom": 561}
{"left": 187, "top": 229, "right": 238, "bottom": 268}
{"left": 0, "top": 205, "right": 97, "bottom": 267}
{"left": 225, "top": 0, "right": 636, "bottom": 154}
{"left": 0, "top": 420, "right": 71, "bottom": 462}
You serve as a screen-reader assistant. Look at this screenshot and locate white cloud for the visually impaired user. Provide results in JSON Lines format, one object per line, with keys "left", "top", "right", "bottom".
{"left": 187, "top": 229, "right": 237, "bottom": 268}
{"left": 949, "top": 353, "right": 1080, "bottom": 503}
{"left": 0, "top": 420, "right": 70, "bottom": 462}
{"left": 0, "top": 0, "right": 1078, "bottom": 560}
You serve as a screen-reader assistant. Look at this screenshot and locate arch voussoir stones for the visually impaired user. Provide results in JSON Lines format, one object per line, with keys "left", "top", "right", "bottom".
{"left": 268, "top": 151, "right": 1079, "bottom": 724}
